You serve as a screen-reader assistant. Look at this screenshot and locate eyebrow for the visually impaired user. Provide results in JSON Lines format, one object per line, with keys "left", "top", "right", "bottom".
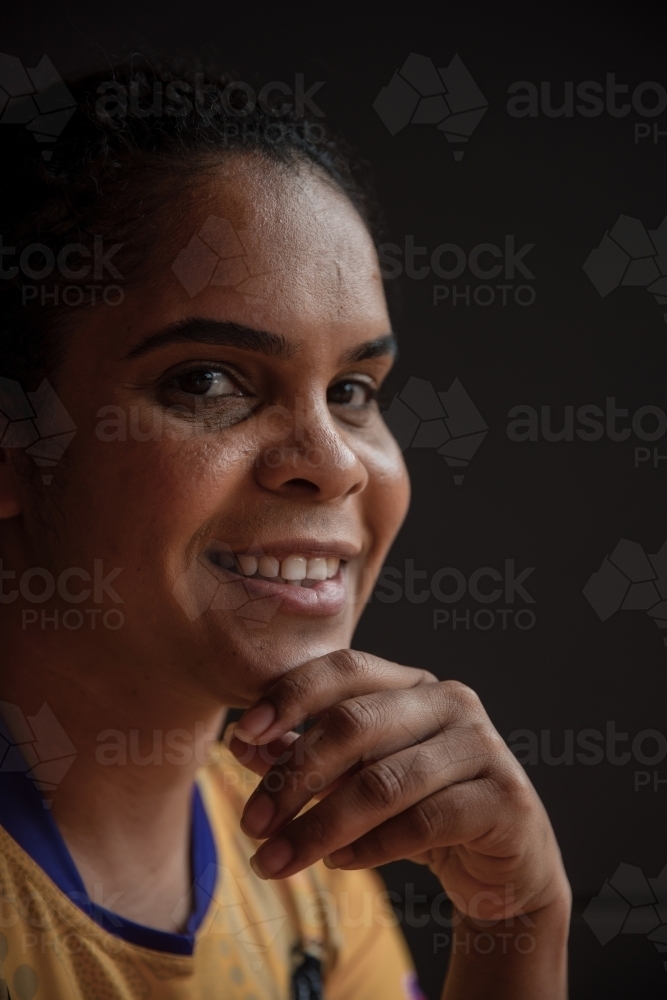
{"left": 340, "top": 334, "right": 397, "bottom": 364}
{"left": 124, "top": 318, "right": 397, "bottom": 365}
{"left": 124, "top": 319, "right": 296, "bottom": 360}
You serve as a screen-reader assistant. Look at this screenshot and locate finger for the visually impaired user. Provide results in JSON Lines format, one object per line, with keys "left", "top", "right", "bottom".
{"left": 233, "top": 648, "right": 437, "bottom": 745}
{"left": 325, "top": 780, "right": 539, "bottom": 918}
{"left": 240, "top": 683, "right": 473, "bottom": 839}
{"left": 246, "top": 733, "right": 487, "bottom": 877}
{"left": 226, "top": 725, "right": 300, "bottom": 778}
{"left": 327, "top": 779, "right": 503, "bottom": 871}
{"left": 227, "top": 725, "right": 361, "bottom": 800}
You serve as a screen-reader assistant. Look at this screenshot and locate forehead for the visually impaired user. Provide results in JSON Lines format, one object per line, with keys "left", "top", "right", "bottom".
{"left": 168, "top": 155, "right": 388, "bottom": 337}
{"left": 67, "top": 155, "right": 390, "bottom": 369}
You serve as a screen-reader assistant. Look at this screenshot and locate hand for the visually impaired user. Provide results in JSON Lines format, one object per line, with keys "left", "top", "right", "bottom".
{"left": 227, "top": 649, "right": 570, "bottom": 925}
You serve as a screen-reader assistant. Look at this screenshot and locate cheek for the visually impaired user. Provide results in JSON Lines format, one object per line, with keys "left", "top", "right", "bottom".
{"left": 60, "top": 427, "right": 252, "bottom": 566}
{"left": 360, "top": 430, "right": 411, "bottom": 561}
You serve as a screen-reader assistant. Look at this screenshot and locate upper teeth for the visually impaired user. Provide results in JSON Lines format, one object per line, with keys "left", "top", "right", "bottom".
{"left": 225, "top": 553, "right": 340, "bottom": 581}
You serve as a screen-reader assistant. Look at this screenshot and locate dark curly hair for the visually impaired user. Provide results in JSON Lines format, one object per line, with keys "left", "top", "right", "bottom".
{"left": 0, "top": 56, "right": 381, "bottom": 389}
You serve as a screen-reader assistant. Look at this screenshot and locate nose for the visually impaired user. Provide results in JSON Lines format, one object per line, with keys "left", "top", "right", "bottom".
{"left": 253, "top": 399, "right": 368, "bottom": 501}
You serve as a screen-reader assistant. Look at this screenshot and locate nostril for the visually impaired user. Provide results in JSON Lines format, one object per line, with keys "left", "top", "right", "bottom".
{"left": 285, "top": 478, "right": 319, "bottom": 492}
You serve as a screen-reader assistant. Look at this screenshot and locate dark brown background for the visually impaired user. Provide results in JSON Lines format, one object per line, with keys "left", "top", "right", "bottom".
{"left": 2, "top": 4, "right": 666, "bottom": 995}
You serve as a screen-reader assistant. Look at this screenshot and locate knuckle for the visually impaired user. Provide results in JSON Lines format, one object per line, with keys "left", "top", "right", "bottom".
{"left": 483, "top": 771, "right": 536, "bottom": 849}
{"left": 325, "top": 698, "right": 378, "bottom": 743}
{"left": 301, "top": 808, "right": 331, "bottom": 850}
{"left": 485, "top": 762, "right": 534, "bottom": 822}
{"left": 460, "top": 730, "right": 514, "bottom": 783}
{"left": 469, "top": 719, "right": 501, "bottom": 754}
{"left": 483, "top": 734, "right": 528, "bottom": 781}
{"left": 410, "top": 794, "right": 449, "bottom": 841}
{"left": 356, "top": 760, "right": 407, "bottom": 810}
{"left": 324, "top": 648, "right": 374, "bottom": 680}
{"left": 273, "top": 670, "right": 315, "bottom": 717}
{"left": 504, "top": 768, "right": 535, "bottom": 813}
{"left": 441, "top": 680, "right": 483, "bottom": 719}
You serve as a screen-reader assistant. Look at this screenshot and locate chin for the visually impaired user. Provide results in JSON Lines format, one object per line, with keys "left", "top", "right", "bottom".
{"left": 169, "top": 551, "right": 363, "bottom": 702}
{"left": 199, "top": 619, "right": 355, "bottom": 706}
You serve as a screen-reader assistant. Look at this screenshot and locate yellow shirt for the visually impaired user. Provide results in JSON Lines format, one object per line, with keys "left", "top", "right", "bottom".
{"left": 0, "top": 744, "right": 422, "bottom": 999}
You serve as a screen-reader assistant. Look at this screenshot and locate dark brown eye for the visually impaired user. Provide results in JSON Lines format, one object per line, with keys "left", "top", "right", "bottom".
{"left": 175, "top": 369, "right": 238, "bottom": 397}
{"left": 327, "top": 380, "right": 373, "bottom": 407}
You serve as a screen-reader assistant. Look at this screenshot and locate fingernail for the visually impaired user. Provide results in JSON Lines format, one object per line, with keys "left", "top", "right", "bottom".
{"left": 327, "top": 845, "right": 355, "bottom": 868}
{"left": 222, "top": 723, "right": 236, "bottom": 748}
{"left": 242, "top": 793, "right": 276, "bottom": 838}
{"left": 251, "top": 837, "right": 294, "bottom": 878}
{"left": 234, "top": 702, "right": 276, "bottom": 743}
{"left": 249, "top": 855, "right": 267, "bottom": 880}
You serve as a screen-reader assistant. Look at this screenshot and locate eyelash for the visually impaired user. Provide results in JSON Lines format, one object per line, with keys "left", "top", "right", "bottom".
{"left": 328, "top": 380, "right": 378, "bottom": 408}
{"left": 158, "top": 363, "right": 378, "bottom": 410}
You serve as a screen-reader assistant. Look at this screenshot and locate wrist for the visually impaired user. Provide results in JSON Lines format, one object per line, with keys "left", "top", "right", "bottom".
{"left": 443, "top": 883, "right": 571, "bottom": 1000}
{"left": 455, "top": 881, "right": 571, "bottom": 941}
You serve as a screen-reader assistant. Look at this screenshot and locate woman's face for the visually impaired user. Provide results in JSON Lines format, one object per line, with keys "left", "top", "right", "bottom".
{"left": 8, "top": 155, "right": 410, "bottom": 707}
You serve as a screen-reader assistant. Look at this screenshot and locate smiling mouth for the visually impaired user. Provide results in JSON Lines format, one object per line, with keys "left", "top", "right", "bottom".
{"left": 206, "top": 548, "right": 343, "bottom": 588}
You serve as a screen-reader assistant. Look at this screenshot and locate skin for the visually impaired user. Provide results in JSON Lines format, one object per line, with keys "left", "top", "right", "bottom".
{"left": 0, "top": 154, "right": 570, "bottom": 996}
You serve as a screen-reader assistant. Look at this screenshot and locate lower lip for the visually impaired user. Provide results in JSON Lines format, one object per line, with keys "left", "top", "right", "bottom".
{"left": 205, "top": 558, "right": 349, "bottom": 617}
